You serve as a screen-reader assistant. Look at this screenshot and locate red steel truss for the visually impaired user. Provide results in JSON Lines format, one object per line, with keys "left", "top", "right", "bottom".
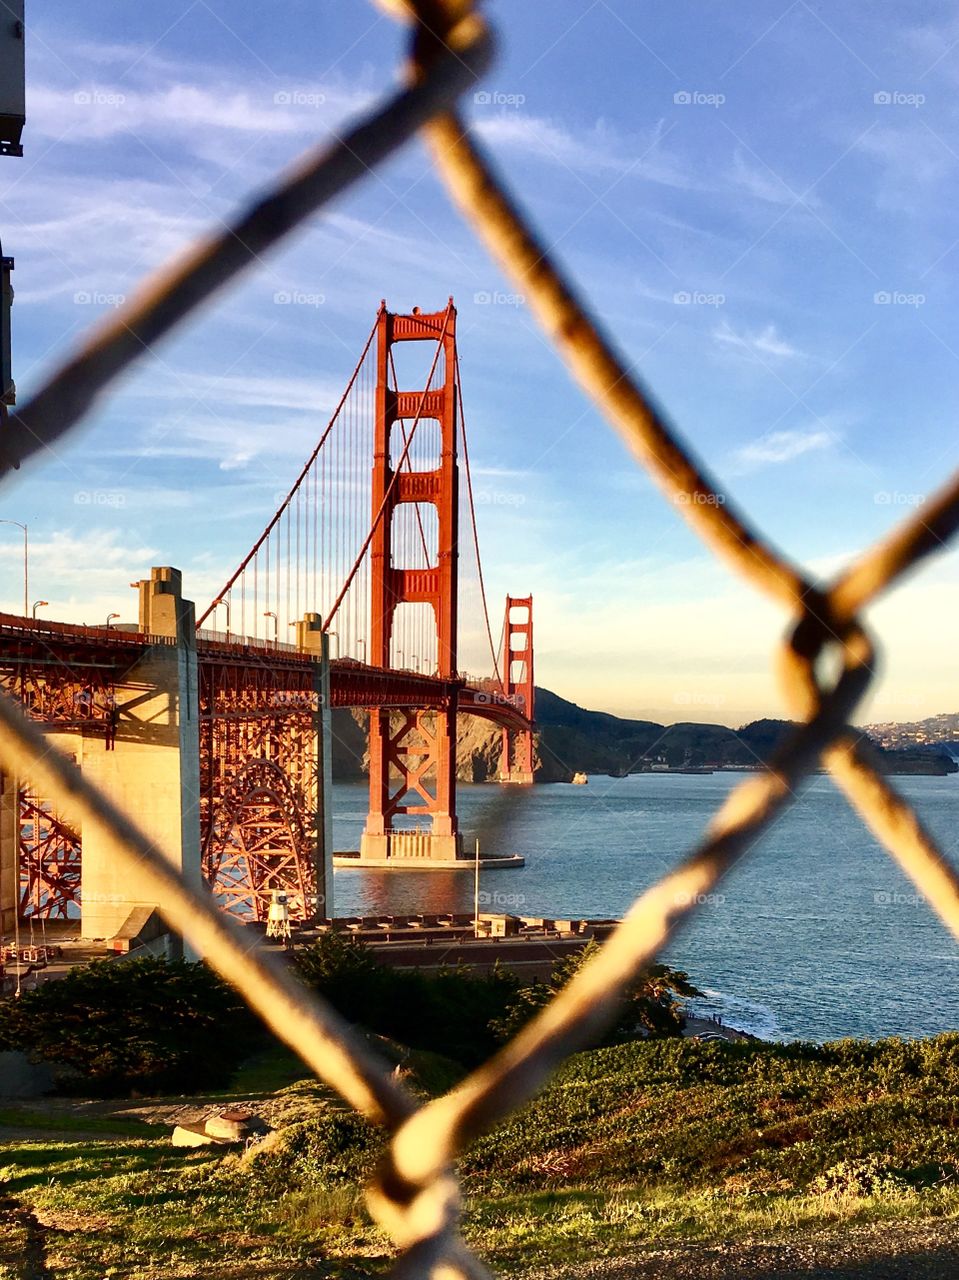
{"left": 199, "top": 651, "right": 320, "bottom": 922}
{"left": 19, "top": 790, "right": 82, "bottom": 918}
{"left": 0, "top": 611, "right": 162, "bottom": 743}
{"left": 203, "top": 758, "right": 311, "bottom": 923}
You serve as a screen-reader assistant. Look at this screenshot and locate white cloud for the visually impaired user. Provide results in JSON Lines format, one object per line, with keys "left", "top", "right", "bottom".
{"left": 857, "top": 126, "right": 955, "bottom": 211}
{"left": 732, "top": 427, "right": 838, "bottom": 469}
{"left": 0, "top": 528, "right": 157, "bottom": 620}
{"left": 6, "top": 184, "right": 209, "bottom": 304}
{"left": 474, "top": 113, "right": 698, "bottom": 189}
{"left": 26, "top": 80, "right": 375, "bottom": 145}
{"left": 219, "top": 451, "right": 254, "bottom": 472}
{"left": 134, "top": 370, "right": 345, "bottom": 414}
{"left": 714, "top": 321, "right": 803, "bottom": 361}
{"left": 729, "top": 149, "right": 811, "bottom": 208}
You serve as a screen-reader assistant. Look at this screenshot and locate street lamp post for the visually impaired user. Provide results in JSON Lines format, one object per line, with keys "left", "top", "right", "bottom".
{"left": 263, "top": 610, "right": 278, "bottom": 645}
{"left": 357, "top": 638, "right": 366, "bottom": 663}
{"left": 105, "top": 612, "right": 120, "bottom": 628}
{"left": 0, "top": 519, "right": 27, "bottom": 615}
{"left": 31, "top": 599, "right": 47, "bottom": 619}
{"left": 214, "top": 596, "right": 230, "bottom": 637}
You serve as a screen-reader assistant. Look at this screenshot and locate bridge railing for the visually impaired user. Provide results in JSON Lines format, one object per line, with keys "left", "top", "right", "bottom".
{"left": 0, "top": 611, "right": 176, "bottom": 648}
{"left": 196, "top": 627, "right": 300, "bottom": 653}
{"left": 2, "top": 2, "right": 959, "bottom": 1277}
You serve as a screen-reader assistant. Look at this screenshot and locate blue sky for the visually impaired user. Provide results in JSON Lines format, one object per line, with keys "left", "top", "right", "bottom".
{"left": 0, "top": 1, "right": 957, "bottom": 725}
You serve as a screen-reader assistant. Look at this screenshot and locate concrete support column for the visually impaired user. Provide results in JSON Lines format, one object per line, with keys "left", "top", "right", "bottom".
{"left": 294, "top": 612, "right": 333, "bottom": 921}
{"left": 80, "top": 567, "right": 201, "bottom": 954}
{"left": 0, "top": 767, "right": 18, "bottom": 936}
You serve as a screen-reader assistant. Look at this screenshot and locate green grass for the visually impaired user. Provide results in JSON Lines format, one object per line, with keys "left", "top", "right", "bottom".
{"left": 4, "top": 1034, "right": 959, "bottom": 1276}
{"left": 464, "top": 1184, "right": 959, "bottom": 1271}
{"left": 226, "top": 1045, "right": 315, "bottom": 1095}
{"left": 0, "top": 1107, "right": 158, "bottom": 1138}
{"left": 462, "top": 1034, "right": 959, "bottom": 1191}
{"left": 0, "top": 1135, "right": 389, "bottom": 1279}
{"left": 225, "top": 1041, "right": 464, "bottom": 1100}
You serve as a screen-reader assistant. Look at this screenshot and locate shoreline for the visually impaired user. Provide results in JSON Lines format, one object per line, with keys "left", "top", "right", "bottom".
{"left": 682, "top": 1011, "right": 755, "bottom": 1042}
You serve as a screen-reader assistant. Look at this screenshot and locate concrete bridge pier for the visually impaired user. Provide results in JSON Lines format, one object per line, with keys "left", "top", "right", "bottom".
{"left": 293, "top": 612, "right": 334, "bottom": 920}
{"left": 79, "top": 567, "right": 201, "bottom": 955}
{"left": 0, "top": 765, "right": 18, "bottom": 935}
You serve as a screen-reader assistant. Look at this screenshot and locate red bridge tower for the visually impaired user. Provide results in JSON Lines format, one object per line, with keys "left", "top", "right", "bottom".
{"left": 499, "top": 595, "right": 535, "bottom": 784}
{"left": 360, "top": 303, "right": 462, "bottom": 862}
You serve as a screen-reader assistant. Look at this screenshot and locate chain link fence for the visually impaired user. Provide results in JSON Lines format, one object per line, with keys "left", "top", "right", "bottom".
{"left": 2, "top": 2, "right": 959, "bottom": 1275}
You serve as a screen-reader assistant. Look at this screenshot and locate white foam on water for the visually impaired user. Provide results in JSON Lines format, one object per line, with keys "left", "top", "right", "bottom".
{"left": 687, "top": 990, "right": 781, "bottom": 1041}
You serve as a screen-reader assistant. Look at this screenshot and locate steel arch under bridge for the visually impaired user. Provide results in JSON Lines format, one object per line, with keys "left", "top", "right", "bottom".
{"left": 203, "top": 758, "right": 312, "bottom": 924}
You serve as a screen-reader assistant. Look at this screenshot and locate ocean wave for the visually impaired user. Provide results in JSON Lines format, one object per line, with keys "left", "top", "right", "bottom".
{"left": 687, "top": 990, "right": 781, "bottom": 1041}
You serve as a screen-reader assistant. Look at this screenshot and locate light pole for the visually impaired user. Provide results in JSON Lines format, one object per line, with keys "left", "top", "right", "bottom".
{"left": 327, "top": 629, "right": 339, "bottom": 658}
{"left": 263, "top": 610, "right": 278, "bottom": 646}
{"left": 473, "top": 836, "right": 481, "bottom": 939}
{"left": 31, "top": 599, "right": 47, "bottom": 619}
{"left": 105, "top": 612, "right": 120, "bottom": 628}
{"left": 0, "top": 519, "right": 27, "bottom": 615}
{"left": 411, "top": 653, "right": 419, "bottom": 673}
{"left": 357, "top": 637, "right": 366, "bottom": 663}
{"left": 214, "top": 596, "right": 230, "bottom": 637}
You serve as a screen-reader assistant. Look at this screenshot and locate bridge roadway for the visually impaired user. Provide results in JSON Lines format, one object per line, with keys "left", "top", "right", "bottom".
{"left": 0, "top": 612, "right": 531, "bottom": 736}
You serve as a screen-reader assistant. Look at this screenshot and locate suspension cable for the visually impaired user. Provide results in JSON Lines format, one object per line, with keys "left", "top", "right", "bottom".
{"left": 196, "top": 310, "right": 381, "bottom": 628}
{"left": 455, "top": 347, "right": 502, "bottom": 685}
{"left": 324, "top": 304, "right": 454, "bottom": 633}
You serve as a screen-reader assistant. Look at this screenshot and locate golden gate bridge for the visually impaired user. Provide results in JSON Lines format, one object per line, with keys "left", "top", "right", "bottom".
{"left": 0, "top": 301, "right": 535, "bottom": 941}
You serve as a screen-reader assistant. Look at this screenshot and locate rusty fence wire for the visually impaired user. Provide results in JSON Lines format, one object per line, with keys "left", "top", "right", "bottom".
{"left": 3, "top": 1, "right": 959, "bottom": 1275}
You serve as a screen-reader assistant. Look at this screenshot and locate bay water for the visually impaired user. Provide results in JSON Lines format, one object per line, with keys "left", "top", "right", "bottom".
{"left": 331, "top": 772, "right": 959, "bottom": 1044}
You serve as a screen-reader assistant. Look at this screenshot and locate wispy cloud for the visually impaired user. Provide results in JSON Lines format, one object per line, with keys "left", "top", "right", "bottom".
{"left": 131, "top": 370, "right": 346, "bottom": 414}
{"left": 713, "top": 321, "right": 804, "bottom": 360}
{"left": 732, "top": 426, "right": 838, "bottom": 469}
{"left": 856, "top": 126, "right": 955, "bottom": 210}
{"left": 728, "top": 149, "right": 810, "bottom": 208}
{"left": 27, "top": 75, "right": 374, "bottom": 145}
{"left": 474, "top": 112, "right": 699, "bottom": 189}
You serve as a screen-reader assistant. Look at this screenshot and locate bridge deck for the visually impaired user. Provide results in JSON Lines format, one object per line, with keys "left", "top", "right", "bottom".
{"left": 0, "top": 612, "right": 532, "bottom": 730}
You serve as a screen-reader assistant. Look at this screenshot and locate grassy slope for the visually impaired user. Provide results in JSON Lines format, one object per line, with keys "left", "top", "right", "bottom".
{"left": 3, "top": 1037, "right": 959, "bottom": 1276}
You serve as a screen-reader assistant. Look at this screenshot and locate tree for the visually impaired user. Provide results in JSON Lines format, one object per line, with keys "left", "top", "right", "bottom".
{"left": 491, "top": 942, "right": 702, "bottom": 1046}
{"left": 0, "top": 957, "right": 259, "bottom": 1094}
{"left": 295, "top": 934, "right": 521, "bottom": 1067}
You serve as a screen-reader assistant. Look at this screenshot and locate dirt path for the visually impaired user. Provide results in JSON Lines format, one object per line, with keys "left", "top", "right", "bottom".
{"left": 520, "top": 1219, "right": 959, "bottom": 1279}
{"left": 0, "top": 1196, "right": 50, "bottom": 1280}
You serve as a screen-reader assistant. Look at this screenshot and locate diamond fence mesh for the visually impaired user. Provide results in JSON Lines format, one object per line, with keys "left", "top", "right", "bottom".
{"left": 2, "top": 2, "right": 959, "bottom": 1276}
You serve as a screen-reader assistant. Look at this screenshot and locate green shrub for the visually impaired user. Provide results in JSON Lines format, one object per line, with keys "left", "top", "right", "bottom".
{"left": 295, "top": 934, "right": 521, "bottom": 1066}
{"left": 461, "top": 1034, "right": 959, "bottom": 1192}
{"left": 0, "top": 956, "right": 260, "bottom": 1095}
{"left": 491, "top": 943, "right": 701, "bottom": 1045}
{"left": 810, "top": 1155, "right": 913, "bottom": 1198}
{"left": 296, "top": 934, "right": 699, "bottom": 1068}
{"left": 245, "top": 1109, "right": 383, "bottom": 1192}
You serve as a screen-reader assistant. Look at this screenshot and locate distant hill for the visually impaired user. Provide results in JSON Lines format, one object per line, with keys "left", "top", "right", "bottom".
{"left": 531, "top": 688, "right": 741, "bottom": 779}
{"left": 331, "top": 694, "right": 958, "bottom": 784}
